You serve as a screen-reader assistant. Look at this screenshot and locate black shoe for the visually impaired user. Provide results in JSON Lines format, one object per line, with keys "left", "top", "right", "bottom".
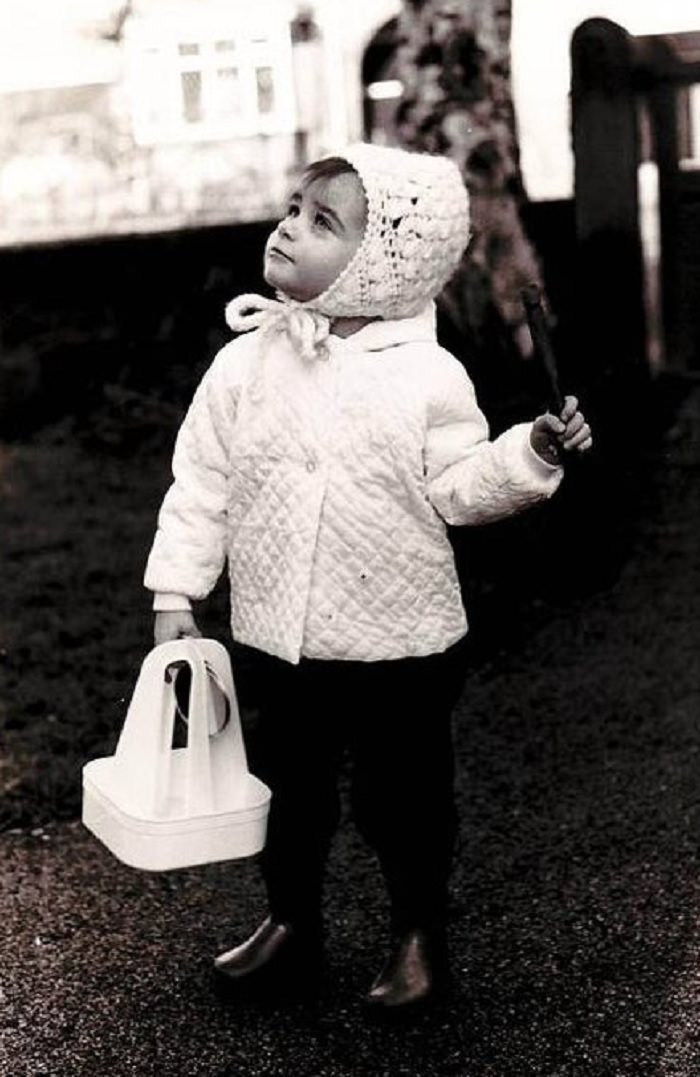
{"left": 213, "top": 916, "right": 323, "bottom": 999}
{"left": 364, "top": 928, "right": 449, "bottom": 1015}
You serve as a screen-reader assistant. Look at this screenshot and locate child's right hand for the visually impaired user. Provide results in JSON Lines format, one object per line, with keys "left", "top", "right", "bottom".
{"left": 154, "top": 610, "right": 202, "bottom": 646}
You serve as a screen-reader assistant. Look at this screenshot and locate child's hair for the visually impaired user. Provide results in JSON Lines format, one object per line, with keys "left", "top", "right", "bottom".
{"left": 301, "top": 156, "right": 360, "bottom": 187}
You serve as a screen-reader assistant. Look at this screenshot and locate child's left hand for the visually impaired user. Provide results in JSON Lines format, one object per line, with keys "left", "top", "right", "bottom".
{"left": 530, "top": 395, "right": 593, "bottom": 465}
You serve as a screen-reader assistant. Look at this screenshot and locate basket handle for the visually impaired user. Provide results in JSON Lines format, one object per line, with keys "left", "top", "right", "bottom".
{"left": 182, "top": 639, "right": 249, "bottom": 814}
{"left": 114, "top": 639, "right": 246, "bottom": 817}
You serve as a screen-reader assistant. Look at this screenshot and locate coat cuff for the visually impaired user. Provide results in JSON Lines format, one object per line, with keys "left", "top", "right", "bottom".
{"left": 524, "top": 424, "right": 564, "bottom": 475}
{"left": 153, "top": 592, "right": 193, "bottom": 612}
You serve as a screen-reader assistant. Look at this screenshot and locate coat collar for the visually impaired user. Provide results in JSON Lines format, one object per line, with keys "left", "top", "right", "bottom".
{"left": 327, "top": 302, "right": 437, "bottom": 353}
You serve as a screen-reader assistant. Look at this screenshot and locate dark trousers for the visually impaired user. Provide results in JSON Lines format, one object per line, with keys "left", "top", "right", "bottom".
{"left": 238, "top": 639, "right": 468, "bottom": 936}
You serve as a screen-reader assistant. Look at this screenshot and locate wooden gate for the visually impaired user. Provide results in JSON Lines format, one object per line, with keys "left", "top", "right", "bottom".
{"left": 572, "top": 18, "right": 700, "bottom": 373}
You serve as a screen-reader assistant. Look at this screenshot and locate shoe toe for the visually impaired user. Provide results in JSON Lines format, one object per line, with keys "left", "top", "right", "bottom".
{"left": 212, "top": 918, "right": 324, "bottom": 1000}
{"left": 363, "top": 929, "right": 449, "bottom": 1015}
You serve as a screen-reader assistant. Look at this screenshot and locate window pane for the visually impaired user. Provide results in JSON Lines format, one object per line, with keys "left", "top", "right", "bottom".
{"left": 179, "top": 43, "right": 200, "bottom": 56}
{"left": 212, "top": 67, "right": 241, "bottom": 119}
{"left": 181, "top": 70, "right": 202, "bottom": 123}
{"left": 215, "top": 40, "right": 236, "bottom": 53}
{"left": 256, "top": 66, "right": 275, "bottom": 115}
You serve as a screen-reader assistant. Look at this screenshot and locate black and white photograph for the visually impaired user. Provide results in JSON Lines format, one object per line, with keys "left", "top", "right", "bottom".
{"left": 2, "top": 1, "right": 700, "bottom": 1074}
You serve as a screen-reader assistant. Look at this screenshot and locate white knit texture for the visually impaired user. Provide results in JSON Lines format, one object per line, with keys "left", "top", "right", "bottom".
{"left": 309, "top": 143, "right": 471, "bottom": 320}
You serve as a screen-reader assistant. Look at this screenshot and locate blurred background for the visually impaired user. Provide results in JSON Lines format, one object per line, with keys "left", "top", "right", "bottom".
{"left": 1, "top": 1, "right": 698, "bottom": 244}
{"left": 2, "top": 0, "right": 700, "bottom": 826}
{"left": 3, "top": 0, "right": 700, "bottom": 419}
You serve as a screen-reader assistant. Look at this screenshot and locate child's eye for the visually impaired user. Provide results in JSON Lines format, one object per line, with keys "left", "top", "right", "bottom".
{"left": 315, "top": 213, "right": 331, "bottom": 230}
{"left": 286, "top": 203, "right": 300, "bottom": 217}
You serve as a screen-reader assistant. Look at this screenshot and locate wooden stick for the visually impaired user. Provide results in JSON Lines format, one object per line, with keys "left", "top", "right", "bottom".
{"left": 521, "top": 283, "right": 565, "bottom": 414}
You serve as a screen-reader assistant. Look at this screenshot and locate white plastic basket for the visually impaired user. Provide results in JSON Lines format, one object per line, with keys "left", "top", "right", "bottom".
{"left": 82, "top": 638, "right": 270, "bottom": 871}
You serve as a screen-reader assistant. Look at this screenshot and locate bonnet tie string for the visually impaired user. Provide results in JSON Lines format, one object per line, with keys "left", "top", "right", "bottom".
{"left": 225, "top": 294, "right": 331, "bottom": 362}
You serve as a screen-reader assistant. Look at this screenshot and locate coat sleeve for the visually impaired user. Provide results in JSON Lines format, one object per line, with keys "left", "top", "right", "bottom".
{"left": 425, "top": 351, "right": 563, "bottom": 527}
{"left": 144, "top": 342, "right": 243, "bottom": 600}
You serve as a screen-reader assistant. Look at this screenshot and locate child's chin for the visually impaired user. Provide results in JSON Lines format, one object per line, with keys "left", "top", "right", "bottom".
{"left": 265, "top": 275, "right": 307, "bottom": 304}
{"left": 264, "top": 264, "right": 291, "bottom": 294}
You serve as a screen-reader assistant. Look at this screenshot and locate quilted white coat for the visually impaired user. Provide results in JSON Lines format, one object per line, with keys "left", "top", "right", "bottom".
{"left": 145, "top": 305, "right": 563, "bottom": 664}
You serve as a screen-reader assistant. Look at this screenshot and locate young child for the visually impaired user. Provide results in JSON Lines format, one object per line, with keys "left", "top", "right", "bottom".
{"left": 144, "top": 144, "right": 592, "bottom": 1013}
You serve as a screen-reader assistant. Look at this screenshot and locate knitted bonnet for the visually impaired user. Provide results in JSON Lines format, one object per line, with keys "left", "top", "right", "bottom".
{"left": 226, "top": 143, "right": 470, "bottom": 355}
{"left": 308, "top": 142, "right": 470, "bottom": 320}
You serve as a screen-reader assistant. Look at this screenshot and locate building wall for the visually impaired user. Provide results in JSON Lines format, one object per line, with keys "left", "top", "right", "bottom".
{"left": 0, "top": 0, "right": 398, "bottom": 247}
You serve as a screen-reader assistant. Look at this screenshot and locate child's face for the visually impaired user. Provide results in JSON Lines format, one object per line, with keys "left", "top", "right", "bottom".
{"left": 263, "top": 172, "right": 367, "bottom": 303}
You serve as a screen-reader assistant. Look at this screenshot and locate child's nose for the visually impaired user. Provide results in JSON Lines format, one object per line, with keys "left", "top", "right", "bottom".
{"left": 278, "top": 215, "right": 298, "bottom": 240}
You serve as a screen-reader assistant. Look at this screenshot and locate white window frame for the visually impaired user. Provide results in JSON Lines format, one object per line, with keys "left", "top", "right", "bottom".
{"left": 125, "top": 15, "right": 296, "bottom": 145}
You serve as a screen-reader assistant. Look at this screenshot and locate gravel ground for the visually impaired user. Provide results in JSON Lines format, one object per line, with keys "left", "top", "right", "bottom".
{"left": 3, "top": 383, "right": 700, "bottom": 1076}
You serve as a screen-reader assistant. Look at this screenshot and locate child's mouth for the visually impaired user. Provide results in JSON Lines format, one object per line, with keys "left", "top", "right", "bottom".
{"left": 269, "top": 246, "right": 294, "bottom": 263}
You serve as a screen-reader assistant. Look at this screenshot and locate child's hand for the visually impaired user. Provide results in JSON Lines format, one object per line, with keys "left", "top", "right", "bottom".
{"left": 530, "top": 395, "right": 593, "bottom": 465}
{"left": 154, "top": 610, "right": 202, "bottom": 646}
